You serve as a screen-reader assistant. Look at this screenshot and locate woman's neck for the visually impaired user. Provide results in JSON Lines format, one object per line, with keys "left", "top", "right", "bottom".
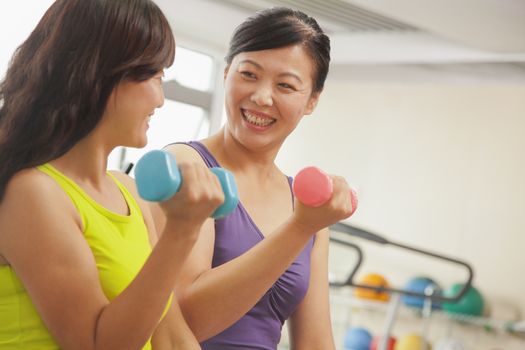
{"left": 49, "top": 135, "right": 112, "bottom": 189}
{"left": 203, "top": 128, "right": 282, "bottom": 183}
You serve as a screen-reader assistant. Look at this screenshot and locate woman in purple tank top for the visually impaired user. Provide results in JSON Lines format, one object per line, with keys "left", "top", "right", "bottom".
{"left": 152, "top": 7, "right": 355, "bottom": 350}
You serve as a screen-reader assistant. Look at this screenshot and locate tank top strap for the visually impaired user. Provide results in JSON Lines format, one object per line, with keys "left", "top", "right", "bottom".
{"left": 36, "top": 164, "right": 140, "bottom": 223}
{"left": 107, "top": 171, "right": 144, "bottom": 221}
{"left": 169, "top": 141, "right": 295, "bottom": 200}
{"left": 168, "top": 141, "right": 220, "bottom": 168}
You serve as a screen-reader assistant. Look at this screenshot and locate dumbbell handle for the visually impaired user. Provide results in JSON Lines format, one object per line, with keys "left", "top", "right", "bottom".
{"left": 134, "top": 150, "right": 239, "bottom": 219}
{"left": 292, "top": 166, "right": 358, "bottom": 214}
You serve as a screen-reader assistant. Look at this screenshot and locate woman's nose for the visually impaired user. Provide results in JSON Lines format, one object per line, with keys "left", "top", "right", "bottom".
{"left": 250, "top": 85, "right": 273, "bottom": 107}
{"left": 157, "top": 85, "right": 165, "bottom": 108}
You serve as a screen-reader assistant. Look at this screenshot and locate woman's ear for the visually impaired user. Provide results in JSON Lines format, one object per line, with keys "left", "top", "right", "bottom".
{"left": 305, "top": 90, "right": 321, "bottom": 115}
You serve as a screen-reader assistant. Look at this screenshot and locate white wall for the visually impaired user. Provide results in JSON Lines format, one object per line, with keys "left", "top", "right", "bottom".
{"left": 276, "top": 82, "right": 525, "bottom": 339}
{"left": 0, "top": 1, "right": 54, "bottom": 76}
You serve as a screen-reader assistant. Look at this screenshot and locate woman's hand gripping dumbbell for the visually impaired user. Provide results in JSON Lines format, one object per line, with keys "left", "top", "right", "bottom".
{"left": 135, "top": 150, "right": 239, "bottom": 219}
{"left": 292, "top": 166, "right": 358, "bottom": 231}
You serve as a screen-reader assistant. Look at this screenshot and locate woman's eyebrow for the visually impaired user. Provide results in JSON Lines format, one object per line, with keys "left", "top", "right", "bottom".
{"left": 238, "top": 59, "right": 303, "bottom": 83}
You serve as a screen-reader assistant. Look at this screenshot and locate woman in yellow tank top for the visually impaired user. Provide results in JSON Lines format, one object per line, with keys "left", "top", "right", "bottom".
{"left": 0, "top": 1, "right": 223, "bottom": 349}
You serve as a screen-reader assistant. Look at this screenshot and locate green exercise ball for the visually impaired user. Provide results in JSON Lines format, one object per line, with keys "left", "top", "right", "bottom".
{"left": 442, "top": 283, "right": 484, "bottom": 316}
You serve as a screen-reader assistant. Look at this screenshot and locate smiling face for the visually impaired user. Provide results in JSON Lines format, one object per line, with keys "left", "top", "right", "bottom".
{"left": 101, "top": 71, "right": 165, "bottom": 149}
{"left": 224, "top": 44, "right": 320, "bottom": 151}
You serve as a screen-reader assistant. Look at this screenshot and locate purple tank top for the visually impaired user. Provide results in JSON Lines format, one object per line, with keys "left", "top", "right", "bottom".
{"left": 179, "top": 141, "right": 314, "bottom": 350}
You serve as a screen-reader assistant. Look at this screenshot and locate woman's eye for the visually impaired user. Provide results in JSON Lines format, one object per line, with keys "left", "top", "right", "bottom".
{"left": 240, "top": 71, "right": 256, "bottom": 79}
{"left": 278, "top": 83, "right": 295, "bottom": 90}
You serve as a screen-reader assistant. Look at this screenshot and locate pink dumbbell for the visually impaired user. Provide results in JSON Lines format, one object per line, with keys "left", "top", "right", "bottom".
{"left": 292, "top": 166, "right": 358, "bottom": 214}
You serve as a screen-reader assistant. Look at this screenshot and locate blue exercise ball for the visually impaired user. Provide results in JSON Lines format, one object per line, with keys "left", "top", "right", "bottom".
{"left": 401, "top": 276, "right": 442, "bottom": 309}
{"left": 344, "top": 327, "right": 372, "bottom": 350}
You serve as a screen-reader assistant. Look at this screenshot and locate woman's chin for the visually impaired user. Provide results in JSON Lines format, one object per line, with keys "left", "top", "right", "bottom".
{"left": 124, "top": 138, "right": 148, "bottom": 149}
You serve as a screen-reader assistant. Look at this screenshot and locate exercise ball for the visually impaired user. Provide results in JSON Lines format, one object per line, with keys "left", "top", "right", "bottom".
{"left": 394, "top": 334, "right": 431, "bottom": 350}
{"left": 434, "top": 338, "right": 466, "bottom": 350}
{"left": 343, "top": 327, "right": 372, "bottom": 350}
{"left": 354, "top": 273, "right": 390, "bottom": 302}
{"left": 401, "top": 276, "right": 442, "bottom": 309}
{"left": 442, "top": 283, "right": 484, "bottom": 316}
{"left": 370, "top": 335, "right": 396, "bottom": 350}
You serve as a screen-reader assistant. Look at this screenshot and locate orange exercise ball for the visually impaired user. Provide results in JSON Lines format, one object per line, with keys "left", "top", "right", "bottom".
{"left": 354, "top": 273, "right": 390, "bottom": 302}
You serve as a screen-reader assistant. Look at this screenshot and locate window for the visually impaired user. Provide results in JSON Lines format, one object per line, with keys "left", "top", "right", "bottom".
{"left": 120, "top": 100, "right": 209, "bottom": 176}
{"left": 110, "top": 46, "right": 219, "bottom": 172}
{"left": 0, "top": 1, "right": 55, "bottom": 76}
{"left": 166, "top": 46, "right": 214, "bottom": 91}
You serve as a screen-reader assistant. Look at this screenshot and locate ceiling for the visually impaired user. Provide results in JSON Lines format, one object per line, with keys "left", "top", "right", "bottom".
{"left": 156, "top": 0, "right": 525, "bottom": 83}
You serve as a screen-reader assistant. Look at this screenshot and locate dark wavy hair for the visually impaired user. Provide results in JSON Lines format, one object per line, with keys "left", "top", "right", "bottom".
{"left": 226, "top": 7, "right": 330, "bottom": 93}
{"left": 0, "top": 0, "right": 175, "bottom": 199}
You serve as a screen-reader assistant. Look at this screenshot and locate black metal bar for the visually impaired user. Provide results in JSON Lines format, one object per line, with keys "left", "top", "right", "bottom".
{"left": 328, "top": 238, "right": 363, "bottom": 287}
{"left": 124, "top": 162, "right": 134, "bottom": 175}
{"left": 331, "top": 222, "right": 390, "bottom": 245}
{"left": 329, "top": 222, "right": 475, "bottom": 303}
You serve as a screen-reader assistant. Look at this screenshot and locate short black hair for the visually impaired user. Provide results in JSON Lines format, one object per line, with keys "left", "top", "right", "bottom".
{"left": 226, "top": 7, "right": 330, "bottom": 93}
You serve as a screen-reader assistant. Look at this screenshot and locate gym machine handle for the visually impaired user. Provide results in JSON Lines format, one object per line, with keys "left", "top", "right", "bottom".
{"left": 329, "top": 222, "right": 474, "bottom": 303}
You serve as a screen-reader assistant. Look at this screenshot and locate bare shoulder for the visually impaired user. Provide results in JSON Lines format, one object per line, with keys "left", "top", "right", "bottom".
{"left": 5, "top": 166, "right": 61, "bottom": 193}
{"left": 0, "top": 169, "right": 115, "bottom": 347}
{"left": 109, "top": 170, "right": 137, "bottom": 196}
{"left": 0, "top": 167, "right": 84, "bottom": 261}
{"left": 0, "top": 167, "right": 79, "bottom": 220}
{"left": 163, "top": 143, "right": 207, "bottom": 166}
{"left": 0, "top": 169, "right": 60, "bottom": 263}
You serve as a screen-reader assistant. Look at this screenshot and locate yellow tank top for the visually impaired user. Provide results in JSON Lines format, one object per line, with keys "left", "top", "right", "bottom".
{"left": 0, "top": 164, "right": 161, "bottom": 349}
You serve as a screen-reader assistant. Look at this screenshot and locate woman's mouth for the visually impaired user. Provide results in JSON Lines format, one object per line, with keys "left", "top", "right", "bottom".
{"left": 241, "top": 109, "right": 276, "bottom": 127}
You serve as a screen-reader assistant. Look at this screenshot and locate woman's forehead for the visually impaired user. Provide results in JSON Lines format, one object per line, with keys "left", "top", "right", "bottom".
{"left": 233, "top": 45, "right": 314, "bottom": 76}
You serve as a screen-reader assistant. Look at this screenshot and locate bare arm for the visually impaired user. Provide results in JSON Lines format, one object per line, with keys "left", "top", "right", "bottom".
{"left": 0, "top": 164, "right": 221, "bottom": 350}
{"left": 151, "top": 302, "right": 201, "bottom": 350}
{"left": 288, "top": 228, "right": 336, "bottom": 350}
{"left": 180, "top": 216, "right": 321, "bottom": 340}
{"left": 114, "top": 172, "right": 201, "bottom": 350}
{"left": 155, "top": 145, "right": 354, "bottom": 341}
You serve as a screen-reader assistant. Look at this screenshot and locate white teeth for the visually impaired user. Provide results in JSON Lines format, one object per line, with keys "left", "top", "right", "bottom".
{"left": 243, "top": 111, "right": 275, "bottom": 127}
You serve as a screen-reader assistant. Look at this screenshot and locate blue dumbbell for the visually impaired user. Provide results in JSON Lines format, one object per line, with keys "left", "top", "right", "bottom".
{"left": 134, "top": 150, "right": 239, "bottom": 219}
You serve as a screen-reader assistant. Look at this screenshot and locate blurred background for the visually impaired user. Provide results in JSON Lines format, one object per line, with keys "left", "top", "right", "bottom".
{"left": 2, "top": 1, "right": 524, "bottom": 349}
